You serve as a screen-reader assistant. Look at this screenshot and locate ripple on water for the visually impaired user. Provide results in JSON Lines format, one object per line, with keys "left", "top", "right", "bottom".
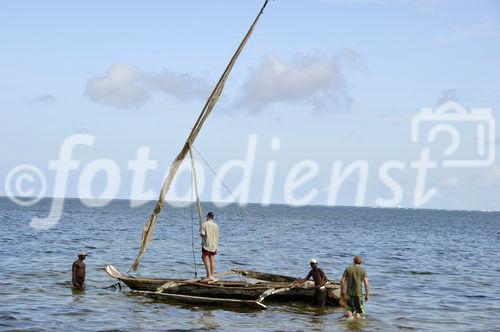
{"left": 1, "top": 198, "right": 499, "bottom": 331}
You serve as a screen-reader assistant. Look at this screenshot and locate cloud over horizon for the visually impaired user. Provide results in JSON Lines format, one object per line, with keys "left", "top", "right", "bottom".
{"left": 233, "top": 50, "right": 363, "bottom": 114}
{"left": 474, "top": 166, "right": 500, "bottom": 188}
{"left": 85, "top": 64, "right": 209, "bottom": 109}
{"left": 440, "top": 176, "right": 460, "bottom": 188}
{"left": 29, "top": 94, "right": 56, "bottom": 106}
{"left": 433, "top": 21, "right": 500, "bottom": 42}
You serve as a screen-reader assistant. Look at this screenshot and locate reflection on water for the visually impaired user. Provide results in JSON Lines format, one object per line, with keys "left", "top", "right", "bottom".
{"left": 200, "top": 310, "right": 220, "bottom": 330}
{"left": 0, "top": 198, "right": 499, "bottom": 331}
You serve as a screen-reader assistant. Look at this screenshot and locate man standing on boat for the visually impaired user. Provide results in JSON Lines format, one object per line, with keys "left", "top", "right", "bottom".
{"left": 72, "top": 251, "right": 87, "bottom": 289}
{"left": 341, "top": 255, "right": 369, "bottom": 318}
{"left": 291, "top": 258, "right": 328, "bottom": 306}
{"left": 200, "top": 212, "right": 219, "bottom": 282}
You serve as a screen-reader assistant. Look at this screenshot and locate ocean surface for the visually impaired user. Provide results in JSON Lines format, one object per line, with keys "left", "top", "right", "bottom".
{"left": 0, "top": 197, "right": 499, "bottom": 331}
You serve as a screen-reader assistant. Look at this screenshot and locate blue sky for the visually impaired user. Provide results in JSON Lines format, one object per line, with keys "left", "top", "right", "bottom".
{"left": 1, "top": 0, "right": 499, "bottom": 211}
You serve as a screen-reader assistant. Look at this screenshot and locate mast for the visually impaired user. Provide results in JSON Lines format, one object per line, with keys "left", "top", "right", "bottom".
{"left": 128, "top": 0, "right": 270, "bottom": 272}
{"left": 189, "top": 145, "right": 203, "bottom": 232}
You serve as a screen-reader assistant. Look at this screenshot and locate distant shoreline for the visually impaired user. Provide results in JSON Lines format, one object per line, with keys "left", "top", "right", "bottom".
{"left": 1, "top": 195, "right": 498, "bottom": 214}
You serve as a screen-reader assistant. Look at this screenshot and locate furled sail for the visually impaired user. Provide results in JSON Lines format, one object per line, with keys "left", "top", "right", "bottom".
{"left": 128, "top": 0, "right": 270, "bottom": 272}
{"left": 189, "top": 145, "right": 203, "bottom": 232}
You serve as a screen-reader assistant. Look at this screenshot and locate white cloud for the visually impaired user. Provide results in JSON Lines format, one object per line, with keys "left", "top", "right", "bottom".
{"left": 433, "top": 22, "right": 500, "bottom": 42}
{"left": 315, "top": 0, "right": 448, "bottom": 11}
{"left": 234, "top": 50, "right": 363, "bottom": 113}
{"left": 435, "top": 88, "right": 458, "bottom": 107}
{"left": 474, "top": 166, "right": 500, "bottom": 187}
{"left": 375, "top": 110, "right": 411, "bottom": 122}
{"left": 85, "top": 64, "right": 149, "bottom": 108}
{"left": 146, "top": 69, "right": 208, "bottom": 102}
{"left": 85, "top": 64, "right": 209, "bottom": 109}
{"left": 316, "top": 0, "right": 437, "bottom": 5}
{"left": 440, "top": 176, "right": 460, "bottom": 188}
{"left": 483, "top": 136, "right": 499, "bottom": 149}
{"left": 29, "top": 94, "right": 56, "bottom": 106}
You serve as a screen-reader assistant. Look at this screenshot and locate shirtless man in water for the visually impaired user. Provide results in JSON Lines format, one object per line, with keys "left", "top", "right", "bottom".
{"left": 72, "top": 252, "right": 87, "bottom": 289}
{"left": 291, "top": 258, "right": 329, "bottom": 306}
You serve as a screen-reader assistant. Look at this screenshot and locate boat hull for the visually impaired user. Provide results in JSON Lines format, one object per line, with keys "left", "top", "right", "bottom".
{"left": 134, "top": 291, "right": 267, "bottom": 310}
{"left": 106, "top": 265, "right": 341, "bottom": 306}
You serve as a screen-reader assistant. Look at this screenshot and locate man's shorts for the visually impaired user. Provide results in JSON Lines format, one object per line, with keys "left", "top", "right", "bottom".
{"left": 313, "top": 286, "right": 327, "bottom": 307}
{"left": 346, "top": 295, "right": 365, "bottom": 314}
{"left": 202, "top": 248, "right": 217, "bottom": 257}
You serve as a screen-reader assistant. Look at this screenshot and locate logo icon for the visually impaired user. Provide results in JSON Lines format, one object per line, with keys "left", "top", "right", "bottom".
{"left": 411, "top": 101, "right": 495, "bottom": 167}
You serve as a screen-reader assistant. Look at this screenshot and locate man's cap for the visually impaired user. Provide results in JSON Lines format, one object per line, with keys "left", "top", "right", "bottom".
{"left": 78, "top": 251, "right": 87, "bottom": 256}
{"left": 310, "top": 258, "right": 318, "bottom": 264}
{"left": 206, "top": 212, "right": 214, "bottom": 218}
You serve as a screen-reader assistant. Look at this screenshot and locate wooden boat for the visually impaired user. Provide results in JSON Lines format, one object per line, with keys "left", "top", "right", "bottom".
{"left": 107, "top": 265, "right": 276, "bottom": 299}
{"left": 106, "top": 1, "right": 343, "bottom": 311}
{"left": 133, "top": 291, "right": 268, "bottom": 310}
{"left": 106, "top": 265, "right": 341, "bottom": 307}
{"left": 231, "top": 268, "right": 297, "bottom": 283}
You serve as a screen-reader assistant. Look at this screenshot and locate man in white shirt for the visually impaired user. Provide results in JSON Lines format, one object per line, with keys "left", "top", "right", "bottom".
{"left": 200, "top": 211, "right": 219, "bottom": 282}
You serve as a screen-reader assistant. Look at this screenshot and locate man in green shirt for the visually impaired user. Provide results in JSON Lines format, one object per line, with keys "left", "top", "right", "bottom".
{"left": 341, "top": 255, "right": 369, "bottom": 317}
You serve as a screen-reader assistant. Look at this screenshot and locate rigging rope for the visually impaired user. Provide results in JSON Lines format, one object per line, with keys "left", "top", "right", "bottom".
{"left": 190, "top": 144, "right": 289, "bottom": 263}
{"left": 191, "top": 145, "right": 255, "bottom": 222}
{"left": 127, "top": 0, "right": 270, "bottom": 273}
{"left": 190, "top": 162, "right": 198, "bottom": 278}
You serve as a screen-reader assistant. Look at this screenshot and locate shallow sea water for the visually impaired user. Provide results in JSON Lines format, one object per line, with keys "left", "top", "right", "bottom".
{"left": 1, "top": 198, "right": 499, "bottom": 331}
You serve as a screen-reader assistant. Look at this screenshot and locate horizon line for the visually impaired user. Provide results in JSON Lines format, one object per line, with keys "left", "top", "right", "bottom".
{"left": 1, "top": 195, "right": 498, "bottom": 214}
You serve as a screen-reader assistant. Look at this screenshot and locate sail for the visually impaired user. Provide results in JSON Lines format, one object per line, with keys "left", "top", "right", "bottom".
{"left": 189, "top": 145, "right": 203, "bottom": 232}
{"left": 128, "top": 0, "right": 270, "bottom": 272}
